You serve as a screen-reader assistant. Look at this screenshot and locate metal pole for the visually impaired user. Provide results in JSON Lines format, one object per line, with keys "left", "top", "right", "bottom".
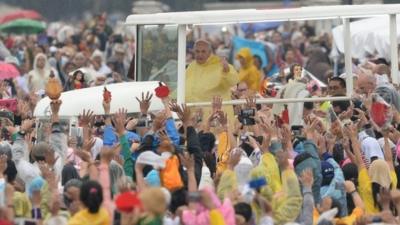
{"left": 186, "top": 96, "right": 351, "bottom": 107}
{"left": 177, "top": 24, "right": 187, "bottom": 105}
{"left": 136, "top": 26, "right": 143, "bottom": 82}
{"left": 134, "top": 25, "right": 138, "bottom": 81}
{"left": 390, "top": 14, "right": 399, "bottom": 85}
{"left": 343, "top": 18, "right": 353, "bottom": 97}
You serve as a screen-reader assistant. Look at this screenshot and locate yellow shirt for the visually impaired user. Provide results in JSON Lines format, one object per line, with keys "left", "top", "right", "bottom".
{"left": 186, "top": 55, "right": 239, "bottom": 103}
{"left": 68, "top": 208, "right": 110, "bottom": 225}
{"left": 335, "top": 207, "right": 364, "bottom": 225}
{"left": 313, "top": 207, "right": 364, "bottom": 225}
{"left": 216, "top": 131, "right": 231, "bottom": 174}
{"left": 13, "top": 191, "right": 32, "bottom": 218}
{"left": 186, "top": 55, "right": 239, "bottom": 126}
{"left": 358, "top": 168, "right": 397, "bottom": 214}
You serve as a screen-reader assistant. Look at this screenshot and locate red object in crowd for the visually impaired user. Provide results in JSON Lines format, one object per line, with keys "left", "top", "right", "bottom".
{"left": 0, "top": 99, "right": 18, "bottom": 113}
{"left": 115, "top": 191, "right": 142, "bottom": 213}
{"left": 103, "top": 87, "right": 112, "bottom": 103}
{"left": 155, "top": 82, "right": 170, "bottom": 98}
{"left": 370, "top": 101, "right": 390, "bottom": 127}
{"left": 0, "top": 220, "right": 12, "bottom": 225}
{"left": 0, "top": 62, "right": 20, "bottom": 79}
{"left": 282, "top": 107, "right": 289, "bottom": 124}
{"left": 0, "top": 10, "right": 42, "bottom": 24}
{"left": 4, "top": 37, "right": 14, "bottom": 50}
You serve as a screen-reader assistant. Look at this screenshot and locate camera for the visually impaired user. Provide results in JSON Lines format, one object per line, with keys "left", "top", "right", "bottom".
{"left": 291, "top": 125, "right": 303, "bottom": 137}
{"left": 238, "top": 109, "right": 255, "bottom": 126}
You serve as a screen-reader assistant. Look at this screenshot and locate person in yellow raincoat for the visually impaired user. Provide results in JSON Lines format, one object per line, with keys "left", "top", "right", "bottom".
{"left": 236, "top": 48, "right": 262, "bottom": 93}
{"left": 186, "top": 40, "right": 239, "bottom": 122}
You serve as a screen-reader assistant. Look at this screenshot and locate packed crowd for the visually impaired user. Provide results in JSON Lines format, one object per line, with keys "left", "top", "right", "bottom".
{"left": 0, "top": 12, "right": 399, "bottom": 225}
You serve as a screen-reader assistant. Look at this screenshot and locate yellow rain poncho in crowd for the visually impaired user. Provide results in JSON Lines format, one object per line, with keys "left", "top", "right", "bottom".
{"left": 186, "top": 51, "right": 239, "bottom": 122}
{"left": 236, "top": 48, "right": 262, "bottom": 92}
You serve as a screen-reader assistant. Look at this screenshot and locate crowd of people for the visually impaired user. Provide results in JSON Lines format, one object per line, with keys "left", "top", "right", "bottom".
{"left": 0, "top": 11, "right": 399, "bottom": 225}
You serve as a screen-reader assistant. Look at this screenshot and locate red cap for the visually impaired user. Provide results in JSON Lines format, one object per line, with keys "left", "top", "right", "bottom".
{"left": 115, "top": 191, "right": 142, "bottom": 213}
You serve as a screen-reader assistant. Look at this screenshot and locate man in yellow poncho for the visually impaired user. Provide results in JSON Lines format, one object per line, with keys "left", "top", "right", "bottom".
{"left": 236, "top": 48, "right": 262, "bottom": 93}
{"left": 186, "top": 40, "right": 239, "bottom": 121}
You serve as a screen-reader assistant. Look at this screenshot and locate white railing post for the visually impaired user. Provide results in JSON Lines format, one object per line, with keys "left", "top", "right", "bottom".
{"left": 343, "top": 18, "right": 353, "bottom": 97}
{"left": 177, "top": 24, "right": 187, "bottom": 104}
{"left": 390, "top": 14, "right": 399, "bottom": 85}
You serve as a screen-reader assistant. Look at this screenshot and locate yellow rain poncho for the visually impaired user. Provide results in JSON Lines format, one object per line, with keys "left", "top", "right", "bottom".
{"left": 186, "top": 55, "right": 239, "bottom": 122}
{"left": 236, "top": 48, "right": 262, "bottom": 92}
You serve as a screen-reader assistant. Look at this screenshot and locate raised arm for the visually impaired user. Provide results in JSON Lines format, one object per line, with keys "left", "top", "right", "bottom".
{"left": 383, "top": 135, "right": 395, "bottom": 171}
{"left": 113, "top": 108, "right": 135, "bottom": 179}
{"left": 344, "top": 124, "right": 365, "bottom": 170}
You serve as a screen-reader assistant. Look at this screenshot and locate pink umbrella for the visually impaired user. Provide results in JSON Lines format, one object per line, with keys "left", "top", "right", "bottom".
{"left": 0, "top": 62, "right": 20, "bottom": 79}
{"left": 0, "top": 10, "right": 42, "bottom": 24}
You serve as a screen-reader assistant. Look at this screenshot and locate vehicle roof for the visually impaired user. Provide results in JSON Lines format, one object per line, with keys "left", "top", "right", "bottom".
{"left": 126, "top": 4, "right": 400, "bottom": 25}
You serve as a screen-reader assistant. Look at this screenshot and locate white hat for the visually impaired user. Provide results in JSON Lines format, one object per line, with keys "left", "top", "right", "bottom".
{"left": 49, "top": 46, "right": 58, "bottom": 53}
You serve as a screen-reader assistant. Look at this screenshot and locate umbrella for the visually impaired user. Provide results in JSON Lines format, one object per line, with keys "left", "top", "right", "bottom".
{"left": 0, "top": 62, "right": 20, "bottom": 79}
{"left": 0, "top": 10, "right": 42, "bottom": 24}
{"left": 0, "top": 19, "right": 46, "bottom": 34}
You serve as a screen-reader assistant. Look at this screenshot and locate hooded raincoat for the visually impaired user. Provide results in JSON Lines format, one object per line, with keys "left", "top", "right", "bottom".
{"left": 186, "top": 55, "right": 239, "bottom": 123}
{"left": 236, "top": 48, "right": 262, "bottom": 92}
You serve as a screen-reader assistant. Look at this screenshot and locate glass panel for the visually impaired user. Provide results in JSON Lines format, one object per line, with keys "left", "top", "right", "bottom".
{"left": 137, "top": 25, "right": 178, "bottom": 93}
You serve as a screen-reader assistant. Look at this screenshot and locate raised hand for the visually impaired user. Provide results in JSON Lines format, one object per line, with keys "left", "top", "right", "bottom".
{"left": 79, "top": 109, "right": 94, "bottom": 127}
{"left": 343, "top": 122, "right": 358, "bottom": 139}
{"left": 216, "top": 110, "right": 228, "bottom": 128}
{"left": 175, "top": 104, "right": 194, "bottom": 127}
{"left": 299, "top": 169, "right": 314, "bottom": 189}
{"left": 136, "top": 91, "right": 153, "bottom": 115}
{"left": 276, "top": 150, "right": 289, "bottom": 170}
{"left": 228, "top": 149, "right": 242, "bottom": 170}
{"left": 304, "top": 116, "right": 320, "bottom": 140}
{"left": 179, "top": 152, "right": 195, "bottom": 172}
{"left": 152, "top": 113, "right": 167, "bottom": 132}
{"left": 245, "top": 95, "right": 257, "bottom": 109}
{"left": 82, "top": 138, "right": 96, "bottom": 152}
{"left": 17, "top": 100, "right": 31, "bottom": 119}
{"left": 212, "top": 96, "right": 223, "bottom": 113}
{"left": 113, "top": 108, "right": 128, "bottom": 136}
{"left": 221, "top": 57, "right": 229, "bottom": 73}
{"left": 74, "top": 137, "right": 95, "bottom": 163}
{"left": 20, "top": 119, "right": 35, "bottom": 133}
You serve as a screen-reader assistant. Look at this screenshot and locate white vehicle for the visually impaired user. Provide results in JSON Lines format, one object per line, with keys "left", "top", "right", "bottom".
{"left": 34, "top": 4, "right": 400, "bottom": 118}
{"left": 33, "top": 81, "right": 165, "bottom": 118}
